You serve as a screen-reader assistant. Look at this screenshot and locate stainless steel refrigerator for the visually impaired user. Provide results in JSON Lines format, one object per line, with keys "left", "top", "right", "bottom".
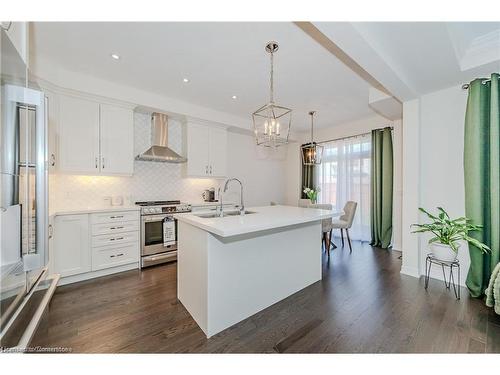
{"left": 0, "top": 28, "right": 58, "bottom": 350}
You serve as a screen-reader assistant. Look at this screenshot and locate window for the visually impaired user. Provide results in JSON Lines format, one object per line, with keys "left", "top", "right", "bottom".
{"left": 316, "top": 133, "right": 371, "bottom": 241}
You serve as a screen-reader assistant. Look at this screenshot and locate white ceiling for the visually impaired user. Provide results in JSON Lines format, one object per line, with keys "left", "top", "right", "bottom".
{"left": 31, "top": 22, "right": 500, "bottom": 130}
{"left": 316, "top": 22, "right": 500, "bottom": 101}
{"left": 30, "top": 22, "right": 375, "bottom": 131}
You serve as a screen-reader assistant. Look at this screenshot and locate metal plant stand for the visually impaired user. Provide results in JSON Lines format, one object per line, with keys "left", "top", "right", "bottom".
{"left": 424, "top": 253, "right": 461, "bottom": 299}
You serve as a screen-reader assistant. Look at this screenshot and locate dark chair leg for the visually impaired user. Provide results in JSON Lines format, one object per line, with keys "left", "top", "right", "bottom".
{"left": 346, "top": 228, "right": 352, "bottom": 253}
{"left": 325, "top": 232, "right": 331, "bottom": 257}
{"left": 340, "top": 228, "right": 345, "bottom": 247}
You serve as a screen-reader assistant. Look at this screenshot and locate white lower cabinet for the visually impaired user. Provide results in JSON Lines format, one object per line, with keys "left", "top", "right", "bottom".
{"left": 53, "top": 210, "right": 140, "bottom": 284}
{"left": 92, "top": 242, "right": 139, "bottom": 271}
{"left": 91, "top": 231, "right": 139, "bottom": 248}
{"left": 53, "top": 214, "right": 91, "bottom": 277}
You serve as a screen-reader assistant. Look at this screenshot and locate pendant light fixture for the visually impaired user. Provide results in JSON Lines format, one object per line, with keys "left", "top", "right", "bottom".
{"left": 252, "top": 41, "right": 292, "bottom": 148}
{"left": 301, "top": 111, "right": 323, "bottom": 165}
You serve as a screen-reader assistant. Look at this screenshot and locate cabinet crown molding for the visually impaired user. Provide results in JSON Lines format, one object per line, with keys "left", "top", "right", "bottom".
{"left": 36, "top": 76, "right": 136, "bottom": 110}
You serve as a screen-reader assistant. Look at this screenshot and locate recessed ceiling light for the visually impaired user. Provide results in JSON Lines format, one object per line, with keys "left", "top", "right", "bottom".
{"left": 183, "top": 78, "right": 190, "bottom": 83}
{"left": 110, "top": 53, "right": 120, "bottom": 60}
{"left": 232, "top": 95, "right": 237, "bottom": 100}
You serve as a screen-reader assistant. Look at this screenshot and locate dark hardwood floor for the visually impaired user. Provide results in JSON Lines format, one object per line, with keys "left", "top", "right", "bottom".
{"left": 32, "top": 241, "right": 500, "bottom": 353}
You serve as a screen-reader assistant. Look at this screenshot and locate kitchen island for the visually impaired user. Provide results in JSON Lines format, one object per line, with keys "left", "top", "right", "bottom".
{"left": 176, "top": 205, "right": 333, "bottom": 338}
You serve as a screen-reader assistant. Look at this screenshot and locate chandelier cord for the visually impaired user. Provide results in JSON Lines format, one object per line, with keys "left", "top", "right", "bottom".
{"left": 310, "top": 113, "right": 314, "bottom": 143}
{"left": 269, "top": 51, "right": 274, "bottom": 103}
{"left": 309, "top": 111, "right": 315, "bottom": 143}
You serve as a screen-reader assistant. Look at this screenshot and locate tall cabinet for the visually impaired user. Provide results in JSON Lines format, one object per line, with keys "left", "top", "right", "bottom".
{"left": 186, "top": 122, "right": 227, "bottom": 178}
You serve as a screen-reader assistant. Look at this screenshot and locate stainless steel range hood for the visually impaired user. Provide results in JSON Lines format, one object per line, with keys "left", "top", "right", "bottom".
{"left": 135, "top": 112, "right": 187, "bottom": 163}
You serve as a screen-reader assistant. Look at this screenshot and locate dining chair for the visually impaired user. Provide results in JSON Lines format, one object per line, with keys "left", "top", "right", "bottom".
{"left": 331, "top": 201, "right": 358, "bottom": 253}
{"left": 309, "top": 203, "right": 334, "bottom": 257}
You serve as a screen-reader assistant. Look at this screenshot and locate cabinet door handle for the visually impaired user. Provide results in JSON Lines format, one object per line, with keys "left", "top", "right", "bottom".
{"left": 110, "top": 226, "right": 124, "bottom": 230}
{"left": 48, "top": 224, "right": 53, "bottom": 239}
{"left": 95, "top": 157, "right": 98, "bottom": 169}
{"left": 102, "top": 157, "right": 105, "bottom": 169}
{"left": 110, "top": 253, "right": 124, "bottom": 258}
{"left": 205, "top": 165, "right": 208, "bottom": 174}
{"left": 50, "top": 154, "right": 56, "bottom": 167}
{"left": 110, "top": 215, "right": 124, "bottom": 219}
{"left": 210, "top": 165, "right": 212, "bottom": 174}
{"left": 109, "top": 237, "right": 124, "bottom": 241}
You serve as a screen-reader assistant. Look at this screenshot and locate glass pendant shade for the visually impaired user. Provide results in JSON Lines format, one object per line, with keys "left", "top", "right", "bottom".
{"left": 301, "top": 142, "right": 323, "bottom": 165}
{"left": 301, "top": 111, "right": 323, "bottom": 165}
{"left": 252, "top": 41, "right": 292, "bottom": 148}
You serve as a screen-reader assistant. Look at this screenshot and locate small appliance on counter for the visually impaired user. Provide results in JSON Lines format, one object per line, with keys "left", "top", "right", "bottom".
{"left": 136, "top": 200, "right": 191, "bottom": 268}
{"left": 202, "top": 188, "right": 217, "bottom": 202}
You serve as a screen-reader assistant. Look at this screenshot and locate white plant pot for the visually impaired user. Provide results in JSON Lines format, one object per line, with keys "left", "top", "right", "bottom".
{"left": 430, "top": 242, "right": 458, "bottom": 262}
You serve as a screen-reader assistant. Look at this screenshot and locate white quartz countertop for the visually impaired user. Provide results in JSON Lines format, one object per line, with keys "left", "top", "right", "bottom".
{"left": 50, "top": 201, "right": 237, "bottom": 216}
{"left": 51, "top": 205, "right": 140, "bottom": 216}
{"left": 175, "top": 205, "right": 336, "bottom": 237}
{"left": 190, "top": 201, "right": 236, "bottom": 208}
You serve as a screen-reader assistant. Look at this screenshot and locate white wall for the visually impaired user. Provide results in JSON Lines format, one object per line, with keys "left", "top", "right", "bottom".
{"left": 226, "top": 132, "right": 287, "bottom": 207}
{"left": 4, "top": 22, "right": 28, "bottom": 64}
{"left": 401, "top": 99, "right": 421, "bottom": 277}
{"left": 401, "top": 84, "right": 470, "bottom": 285}
{"left": 285, "top": 114, "right": 403, "bottom": 250}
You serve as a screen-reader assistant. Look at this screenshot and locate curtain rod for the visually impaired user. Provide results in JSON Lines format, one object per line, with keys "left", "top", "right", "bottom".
{"left": 316, "top": 126, "right": 393, "bottom": 145}
{"left": 462, "top": 76, "right": 498, "bottom": 90}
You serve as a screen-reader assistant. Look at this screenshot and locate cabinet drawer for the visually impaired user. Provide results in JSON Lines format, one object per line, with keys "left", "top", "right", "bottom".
{"left": 90, "top": 210, "right": 139, "bottom": 224}
{"left": 92, "top": 242, "right": 139, "bottom": 271}
{"left": 91, "top": 221, "right": 139, "bottom": 236}
{"left": 91, "top": 231, "right": 138, "bottom": 248}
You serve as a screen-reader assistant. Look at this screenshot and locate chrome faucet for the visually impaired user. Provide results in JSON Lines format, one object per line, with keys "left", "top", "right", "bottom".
{"left": 217, "top": 186, "right": 224, "bottom": 217}
{"left": 224, "top": 178, "right": 245, "bottom": 216}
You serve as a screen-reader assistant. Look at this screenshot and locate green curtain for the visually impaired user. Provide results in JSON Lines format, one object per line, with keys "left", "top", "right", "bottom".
{"left": 301, "top": 162, "right": 315, "bottom": 198}
{"left": 464, "top": 73, "right": 500, "bottom": 298}
{"left": 370, "top": 127, "right": 393, "bottom": 248}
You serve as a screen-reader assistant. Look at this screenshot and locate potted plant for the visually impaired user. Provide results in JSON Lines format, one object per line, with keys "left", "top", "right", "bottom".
{"left": 303, "top": 187, "right": 320, "bottom": 204}
{"left": 411, "top": 207, "right": 490, "bottom": 262}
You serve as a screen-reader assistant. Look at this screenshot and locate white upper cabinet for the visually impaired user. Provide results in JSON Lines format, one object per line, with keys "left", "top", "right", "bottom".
{"left": 99, "top": 104, "right": 134, "bottom": 175}
{"left": 187, "top": 123, "right": 210, "bottom": 176}
{"left": 58, "top": 95, "right": 100, "bottom": 173}
{"left": 208, "top": 127, "right": 227, "bottom": 178}
{"left": 45, "top": 89, "right": 59, "bottom": 173}
{"left": 186, "top": 122, "right": 227, "bottom": 178}
{"left": 57, "top": 93, "right": 134, "bottom": 176}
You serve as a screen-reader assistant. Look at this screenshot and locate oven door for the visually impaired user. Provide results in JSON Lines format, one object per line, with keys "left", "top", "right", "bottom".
{"left": 141, "top": 215, "right": 177, "bottom": 256}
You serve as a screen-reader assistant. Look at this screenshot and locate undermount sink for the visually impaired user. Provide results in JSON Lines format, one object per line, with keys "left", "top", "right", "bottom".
{"left": 194, "top": 210, "right": 256, "bottom": 219}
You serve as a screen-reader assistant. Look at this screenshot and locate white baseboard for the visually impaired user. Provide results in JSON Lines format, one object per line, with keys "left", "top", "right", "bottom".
{"left": 400, "top": 265, "right": 466, "bottom": 287}
{"left": 426, "top": 266, "right": 466, "bottom": 287}
{"left": 400, "top": 265, "right": 420, "bottom": 279}
{"left": 57, "top": 262, "right": 139, "bottom": 286}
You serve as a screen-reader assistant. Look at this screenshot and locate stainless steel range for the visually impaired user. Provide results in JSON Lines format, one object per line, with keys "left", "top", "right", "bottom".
{"left": 136, "top": 200, "right": 191, "bottom": 268}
